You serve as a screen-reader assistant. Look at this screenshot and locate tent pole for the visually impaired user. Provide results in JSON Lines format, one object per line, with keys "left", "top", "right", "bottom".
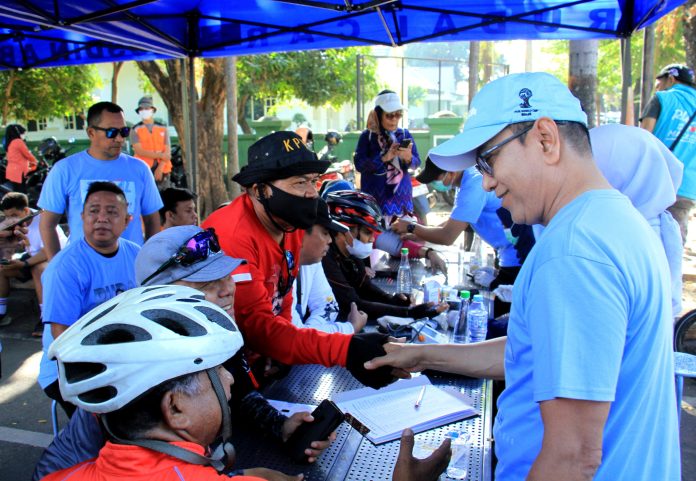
{"left": 620, "top": 38, "right": 633, "bottom": 125}
{"left": 640, "top": 25, "right": 656, "bottom": 116}
{"left": 188, "top": 56, "right": 198, "bottom": 195}
{"left": 180, "top": 58, "right": 193, "bottom": 193}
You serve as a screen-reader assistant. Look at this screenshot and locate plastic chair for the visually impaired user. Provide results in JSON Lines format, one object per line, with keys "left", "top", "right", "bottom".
{"left": 675, "top": 351, "right": 696, "bottom": 424}
{"left": 51, "top": 399, "right": 60, "bottom": 436}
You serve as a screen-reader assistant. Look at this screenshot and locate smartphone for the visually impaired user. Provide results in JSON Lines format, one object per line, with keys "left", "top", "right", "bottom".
{"left": 2, "top": 210, "right": 41, "bottom": 232}
{"left": 286, "top": 399, "right": 344, "bottom": 462}
{"left": 399, "top": 138, "right": 412, "bottom": 149}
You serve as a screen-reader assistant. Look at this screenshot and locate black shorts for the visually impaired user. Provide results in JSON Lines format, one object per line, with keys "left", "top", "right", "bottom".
{"left": 16, "top": 253, "right": 32, "bottom": 283}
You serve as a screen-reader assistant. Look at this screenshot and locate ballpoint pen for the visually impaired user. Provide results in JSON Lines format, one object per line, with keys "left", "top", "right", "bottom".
{"left": 414, "top": 385, "right": 426, "bottom": 408}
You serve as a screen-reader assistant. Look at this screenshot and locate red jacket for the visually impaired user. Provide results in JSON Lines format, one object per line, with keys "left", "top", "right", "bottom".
{"left": 202, "top": 194, "right": 351, "bottom": 367}
{"left": 40, "top": 441, "right": 263, "bottom": 481}
{"left": 6, "top": 139, "right": 37, "bottom": 183}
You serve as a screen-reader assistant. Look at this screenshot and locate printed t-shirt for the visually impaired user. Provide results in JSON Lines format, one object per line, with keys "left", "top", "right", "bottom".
{"left": 38, "top": 150, "right": 163, "bottom": 245}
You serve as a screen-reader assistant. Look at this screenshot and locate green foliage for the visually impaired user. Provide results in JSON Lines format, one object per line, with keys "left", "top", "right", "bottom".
{"left": 238, "top": 47, "right": 378, "bottom": 108}
{"left": 408, "top": 85, "right": 427, "bottom": 106}
{"left": 0, "top": 65, "right": 100, "bottom": 123}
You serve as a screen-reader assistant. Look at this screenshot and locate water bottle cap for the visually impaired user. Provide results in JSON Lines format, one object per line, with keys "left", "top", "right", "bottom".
{"left": 473, "top": 294, "right": 484, "bottom": 302}
{"left": 460, "top": 290, "right": 470, "bottom": 300}
{"left": 401, "top": 247, "right": 409, "bottom": 255}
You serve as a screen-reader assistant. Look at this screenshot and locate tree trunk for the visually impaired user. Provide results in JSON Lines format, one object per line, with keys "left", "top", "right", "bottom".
{"left": 684, "top": 0, "right": 696, "bottom": 68}
{"left": 111, "top": 62, "right": 124, "bottom": 104}
{"left": 640, "top": 25, "right": 656, "bottom": 117}
{"left": 225, "top": 57, "right": 242, "bottom": 198}
{"left": 238, "top": 93, "right": 252, "bottom": 134}
{"left": 468, "top": 42, "right": 480, "bottom": 108}
{"left": 136, "top": 59, "right": 228, "bottom": 218}
{"left": 2, "top": 71, "right": 16, "bottom": 125}
{"left": 568, "top": 40, "right": 598, "bottom": 128}
{"left": 481, "top": 42, "right": 493, "bottom": 84}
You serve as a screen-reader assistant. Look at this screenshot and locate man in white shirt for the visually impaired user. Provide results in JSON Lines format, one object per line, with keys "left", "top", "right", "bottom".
{"left": 292, "top": 199, "right": 367, "bottom": 333}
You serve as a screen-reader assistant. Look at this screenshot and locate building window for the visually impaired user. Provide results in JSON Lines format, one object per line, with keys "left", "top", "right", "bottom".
{"left": 64, "top": 112, "right": 85, "bottom": 130}
{"left": 264, "top": 97, "right": 276, "bottom": 116}
{"left": 27, "top": 120, "right": 38, "bottom": 132}
{"left": 37, "top": 118, "right": 48, "bottom": 131}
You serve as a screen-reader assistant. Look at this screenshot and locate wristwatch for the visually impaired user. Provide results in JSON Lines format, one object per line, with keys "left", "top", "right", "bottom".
{"left": 407, "top": 222, "right": 417, "bottom": 234}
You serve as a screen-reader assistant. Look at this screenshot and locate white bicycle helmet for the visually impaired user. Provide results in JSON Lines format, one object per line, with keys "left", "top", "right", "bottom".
{"left": 49, "top": 285, "right": 244, "bottom": 414}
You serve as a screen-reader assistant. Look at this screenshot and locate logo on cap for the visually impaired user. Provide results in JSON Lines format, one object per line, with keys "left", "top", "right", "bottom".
{"left": 519, "top": 88, "right": 533, "bottom": 108}
{"left": 282, "top": 137, "right": 306, "bottom": 152}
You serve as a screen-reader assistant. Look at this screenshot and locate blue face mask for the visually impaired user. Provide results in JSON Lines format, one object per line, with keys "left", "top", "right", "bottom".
{"left": 431, "top": 180, "right": 452, "bottom": 192}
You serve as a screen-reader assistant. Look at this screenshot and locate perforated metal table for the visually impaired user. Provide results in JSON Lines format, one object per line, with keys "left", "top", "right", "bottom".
{"left": 232, "top": 365, "right": 493, "bottom": 481}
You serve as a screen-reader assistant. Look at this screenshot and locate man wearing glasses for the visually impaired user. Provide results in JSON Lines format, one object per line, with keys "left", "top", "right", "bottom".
{"left": 203, "top": 131, "right": 396, "bottom": 389}
{"left": 366, "top": 72, "right": 680, "bottom": 481}
{"left": 39, "top": 101, "right": 163, "bottom": 259}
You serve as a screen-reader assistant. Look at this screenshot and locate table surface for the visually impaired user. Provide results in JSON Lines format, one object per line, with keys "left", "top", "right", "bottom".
{"left": 232, "top": 364, "right": 493, "bottom": 481}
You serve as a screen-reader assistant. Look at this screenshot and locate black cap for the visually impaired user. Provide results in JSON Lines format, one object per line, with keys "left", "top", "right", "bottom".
{"left": 315, "top": 198, "right": 348, "bottom": 233}
{"left": 233, "top": 131, "right": 330, "bottom": 187}
{"left": 416, "top": 157, "right": 447, "bottom": 184}
{"left": 657, "top": 64, "right": 695, "bottom": 87}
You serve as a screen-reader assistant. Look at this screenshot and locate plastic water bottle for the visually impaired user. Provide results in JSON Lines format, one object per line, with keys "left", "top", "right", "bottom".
{"left": 467, "top": 294, "right": 488, "bottom": 343}
{"left": 446, "top": 297, "right": 462, "bottom": 329}
{"left": 452, "top": 291, "right": 470, "bottom": 343}
{"left": 396, "top": 248, "right": 412, "bottom": 295}
{"left": 446, "top": 430, "right": 471, "bottom": 479}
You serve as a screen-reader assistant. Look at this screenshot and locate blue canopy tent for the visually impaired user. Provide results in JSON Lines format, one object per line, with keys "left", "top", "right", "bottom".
{"left": 0, "top": 0, "right": 686, "bottom": 69}
{"left": 0, "top": 0, "right": 688, "bottom": 190}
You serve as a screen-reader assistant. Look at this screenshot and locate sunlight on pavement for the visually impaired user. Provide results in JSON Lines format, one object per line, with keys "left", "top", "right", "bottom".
{"left": 0, "top": 350, "right": 43, "bottom": 404}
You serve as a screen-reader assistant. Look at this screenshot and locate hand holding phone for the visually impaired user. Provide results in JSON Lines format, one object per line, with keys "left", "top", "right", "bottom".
{"left": 399, "top": 138, "right": 412, "bottom": 149}
{"left": 286, "top": 399, "right": 344, "bottom": 463}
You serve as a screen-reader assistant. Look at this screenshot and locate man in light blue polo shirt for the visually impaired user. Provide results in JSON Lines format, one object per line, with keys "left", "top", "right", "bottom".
{"left": 367, "top": 72, "right": 680, "bottom": 481}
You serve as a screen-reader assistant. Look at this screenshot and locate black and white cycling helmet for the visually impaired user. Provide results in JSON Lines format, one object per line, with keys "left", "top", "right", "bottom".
{"left": 324, "top": 129, "right": 343, "bottom": 145}
{"left": 49, "top": 285, "right": 244, "bottom": 414}
{"left": 325, "top": 190, "right": 385, "bottom": 233}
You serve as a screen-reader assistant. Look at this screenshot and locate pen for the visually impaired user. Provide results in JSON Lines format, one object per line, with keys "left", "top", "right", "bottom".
{"left": 414, "top": 385, "right": 426, "bottom": 408}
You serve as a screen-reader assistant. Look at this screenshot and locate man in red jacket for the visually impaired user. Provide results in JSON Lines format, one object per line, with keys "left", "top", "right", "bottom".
{"left": 203, "top": 131, "right": 396, "bottom": 389}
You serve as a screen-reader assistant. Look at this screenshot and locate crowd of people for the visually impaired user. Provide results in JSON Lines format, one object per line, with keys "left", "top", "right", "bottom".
{"left": 0, "top": 64, "right": 692, "bottom": 481}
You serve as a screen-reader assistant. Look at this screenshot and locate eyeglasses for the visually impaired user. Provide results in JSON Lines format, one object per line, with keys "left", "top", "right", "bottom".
{"left": 141, "top": 228, "right": 221, "bottom": 285}
{"left": 90, "top": 126, "right": 131, "bottom": 139}
{"left": 277, "top": 249, "right": 296, "bottom": 298}
{"left": 385, "top": 111, "right": 403, "bottom": 120}
{"left": 475, "top": 125, "right": 534, "bottom": 176}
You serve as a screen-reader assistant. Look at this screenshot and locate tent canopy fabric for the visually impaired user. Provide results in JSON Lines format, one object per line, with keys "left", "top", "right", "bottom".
{"left": 0, "top": 0, "right": 687, "bottom": 70}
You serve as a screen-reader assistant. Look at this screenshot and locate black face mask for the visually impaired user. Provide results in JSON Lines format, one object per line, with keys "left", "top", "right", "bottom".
{"left": 258, "top": 183, "right": 319, "bottom": 231}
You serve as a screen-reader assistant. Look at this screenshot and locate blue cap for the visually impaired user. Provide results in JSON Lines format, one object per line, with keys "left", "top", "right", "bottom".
{"left": 428, "top": 72, "right": 587, "bottom": 172}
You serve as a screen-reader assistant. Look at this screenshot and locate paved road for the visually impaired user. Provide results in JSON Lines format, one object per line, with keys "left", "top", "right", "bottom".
{"left": 1, "top": 288, "right": 695, "bottom": 480}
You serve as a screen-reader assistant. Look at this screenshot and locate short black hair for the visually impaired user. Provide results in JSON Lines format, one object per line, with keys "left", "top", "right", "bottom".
{"left": 83, "top": 181, "right": 128, "bottom": 209}
{"left": 159, "top": 187, "right": 197, "bottom": 223}
{"left": 87, "top": 102, "right": 124, "bottom": 127}
{"left": 509, "top": 120, "right": 591, "bottom": 156}
{"left": 102, "top": 371, "right": 202, "bottom": 440}
{"left": 0, "top": 192, "right": 29, "bottom": 211}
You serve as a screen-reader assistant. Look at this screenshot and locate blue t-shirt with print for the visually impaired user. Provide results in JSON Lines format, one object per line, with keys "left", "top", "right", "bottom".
{"left": 38, "top": 150, "right": 163, "bottom": 245}
{"left": 450, "top": 167, "right": 532, "bottom": 267}
{"left": 495, "top": 189, "right": 680, "bottom": 481}
{"left": 38, "top": 237, "right": 140, "bottom": 389}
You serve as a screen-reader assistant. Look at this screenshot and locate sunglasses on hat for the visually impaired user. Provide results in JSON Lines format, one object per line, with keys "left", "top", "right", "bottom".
{"left": 141, "top": 228, "right": 221, "bottom": 285}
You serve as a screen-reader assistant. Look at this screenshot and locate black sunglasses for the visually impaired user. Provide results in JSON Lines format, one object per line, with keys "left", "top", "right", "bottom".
{"left": 91, "top": 126, "right": 131, "bottom": 139}
{"left": 277, "top": 249, "right": 296, "bottom": 298}
{"left": 475, "top": 125, "right": 533, "bottom": 176}
{"left": 141, "top": 228, "right": 221, "bottom": 285}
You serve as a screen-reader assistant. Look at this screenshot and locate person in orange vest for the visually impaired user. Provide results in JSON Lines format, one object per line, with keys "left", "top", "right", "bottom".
{"left": 131, "top": 96, "right": 172, "bottom": 189}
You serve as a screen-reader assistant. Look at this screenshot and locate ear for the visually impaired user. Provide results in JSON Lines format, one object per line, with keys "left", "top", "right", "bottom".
{"left": 160, "top": 390, "right": 191, "bottom": 431}
{"left": 165, "top": 210, "right": 175, "bottom": 223}
{"left": 535, "top": 117, "right": 562, "bottom": 166}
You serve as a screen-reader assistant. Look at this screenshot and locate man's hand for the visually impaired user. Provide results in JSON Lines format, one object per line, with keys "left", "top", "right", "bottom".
{"left": 153, "top": 161, "right": 165, "bottom": 182}
{"left": 243, "top": 467, "right": 304, "bottom": 480}
{"left": 348, "top": 302, "right": 368, "bottom": 332}
{"left": 391, "top": 218, "right": 412, "bottom": 235}
{"left": 364, "top": 342, "right": 427, "bottom": 374}
{"left": 280, "top": 412, "right": 337, "bottom": 463}
{"left": 427, "top": 250, "right": 447, "bottom": 275}
{"left": 407, "top": 302, "right": 448, "bottom": 319}
{"left": 392, "top": 428, "right": 451, "bottom": 481}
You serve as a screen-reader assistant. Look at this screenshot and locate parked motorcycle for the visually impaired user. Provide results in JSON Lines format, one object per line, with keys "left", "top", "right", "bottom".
{"left": 169, "top": 144, "right": 188, "bottom": 188}
{"left": 315, "top": 130, "right": 355, "bottom": 189}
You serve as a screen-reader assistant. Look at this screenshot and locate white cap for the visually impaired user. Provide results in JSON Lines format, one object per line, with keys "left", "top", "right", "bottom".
{"left": 375, "top": 91, "right": 405, "bottom": 113}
